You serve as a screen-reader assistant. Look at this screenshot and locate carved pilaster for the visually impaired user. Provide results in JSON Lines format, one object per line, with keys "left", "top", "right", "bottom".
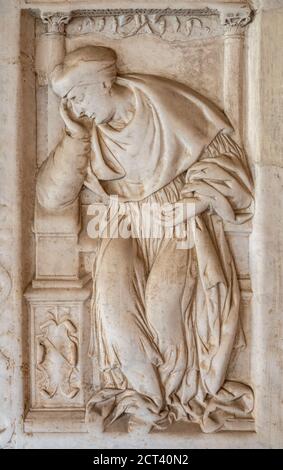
{"left": 24, "top": 284, "right": 91, "bottom": 431}
{"left": 36, "top": 12, "right": 72, "bottom": 155}
{"left": 220, "top": 6, "right": 252, "bottom": 140}
{"left": 36, "top": 11, "right": 71, "bottom": 87}
{"left": 26, "top": 11, "right": 92, "bottom": 432}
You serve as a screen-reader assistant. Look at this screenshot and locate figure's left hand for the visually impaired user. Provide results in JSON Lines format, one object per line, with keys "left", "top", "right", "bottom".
{"left": 60, "top": 99, "right": 90, "bottom": 140}
{"left": 185, "top": 160, "right": 252, "bottom": 210}
{"left": 159, "top": 197, "right": 209, "bottom": 227}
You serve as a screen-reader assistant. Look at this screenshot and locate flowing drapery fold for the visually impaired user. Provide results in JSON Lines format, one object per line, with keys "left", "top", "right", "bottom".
{"left": 86, "top": 132, "right": 254, "bottom": 432}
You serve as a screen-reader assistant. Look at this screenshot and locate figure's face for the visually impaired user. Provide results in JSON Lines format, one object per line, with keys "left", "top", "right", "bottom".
{"left": 66, "top": 82, "right": 115, "bottom": 124}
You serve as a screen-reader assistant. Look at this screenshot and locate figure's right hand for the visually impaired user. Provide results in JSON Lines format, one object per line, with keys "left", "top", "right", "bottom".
{"left": 60, "top": 99, "right": 90, "bottom": 140}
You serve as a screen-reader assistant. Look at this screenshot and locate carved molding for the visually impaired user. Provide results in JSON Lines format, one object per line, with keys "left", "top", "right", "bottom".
{"left": 36, "top": 5, "right": 253, "bottom": 40}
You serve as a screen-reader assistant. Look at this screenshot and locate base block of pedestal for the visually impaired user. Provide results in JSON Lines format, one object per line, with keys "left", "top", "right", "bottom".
{"left": 24, "top": 410, "right": 87, "bottom": 433}
{"left": 24, "top": 410, "right": 255, "bottom": 434}
{"left": 222, "top": 418, "right": 255, "bottom": 432}
{"left": 24, "top": 281, "right": 92, "bottom": 414}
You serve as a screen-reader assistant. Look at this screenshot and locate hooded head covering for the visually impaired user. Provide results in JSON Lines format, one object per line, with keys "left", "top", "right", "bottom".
{"left": 50, "top": 46, "right": 117, "bottom": 98}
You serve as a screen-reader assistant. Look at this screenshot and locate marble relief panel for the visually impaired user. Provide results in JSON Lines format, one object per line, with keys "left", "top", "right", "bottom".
{"left": 22, "top": 2, "right": 256, "bottom": 435}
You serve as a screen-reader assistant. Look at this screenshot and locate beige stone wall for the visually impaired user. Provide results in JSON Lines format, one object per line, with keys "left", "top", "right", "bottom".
{"left": 247, "top": 3, "right": 283, "bottom": 449}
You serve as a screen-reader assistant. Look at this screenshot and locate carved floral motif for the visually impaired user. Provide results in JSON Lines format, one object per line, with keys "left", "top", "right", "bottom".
{"left": 64, "top": 7, "right": 252, "bottom": 41}
{"left": 36, "top": 306, "right": 80, "bottom": 399}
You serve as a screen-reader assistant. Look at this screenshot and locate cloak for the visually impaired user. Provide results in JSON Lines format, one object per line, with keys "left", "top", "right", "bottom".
{"left": 85, "top": 74, "right": 233, "bottom": 202}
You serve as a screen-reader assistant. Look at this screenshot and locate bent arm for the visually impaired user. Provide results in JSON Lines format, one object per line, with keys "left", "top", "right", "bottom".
{"left": 182, "top": 132, "right": 253, "bottom": 224}
{"left": 36, "top": 133, "right": 90, "bottom": 210}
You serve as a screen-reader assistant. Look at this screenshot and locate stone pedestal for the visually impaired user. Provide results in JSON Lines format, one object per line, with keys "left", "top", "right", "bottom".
{"left": 24, "top": 283, "right": 91, "bottom": 432}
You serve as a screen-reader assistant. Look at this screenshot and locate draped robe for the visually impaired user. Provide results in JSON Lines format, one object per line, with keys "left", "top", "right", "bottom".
{"left": 37, "top": 74, "right": 254, "bottom": 432}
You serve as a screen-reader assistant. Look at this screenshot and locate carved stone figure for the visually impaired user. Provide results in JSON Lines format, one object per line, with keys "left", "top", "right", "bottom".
{"left": 36, "top": 46, "right": 254, "bottom": 433}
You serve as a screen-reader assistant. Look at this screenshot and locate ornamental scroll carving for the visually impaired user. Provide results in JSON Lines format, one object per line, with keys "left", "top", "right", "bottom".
{"left": 65, "top": 7, "right": 252, "bottom": 40}
{"left": 37, "top": 6, "right": 252, "bottom": 41}
{"left": 67, "top": 12, "right": 213, "bottom": 41}
{"left": 33, "top": 43, "right": 255, "bottom": 433}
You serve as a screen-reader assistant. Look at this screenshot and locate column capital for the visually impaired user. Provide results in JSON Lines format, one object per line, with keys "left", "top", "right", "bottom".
{"left": 220, "top": 5, "right": 253, "bottom": 37}
{"left": 41, "top": 12, "right": 72, "bottom": 35}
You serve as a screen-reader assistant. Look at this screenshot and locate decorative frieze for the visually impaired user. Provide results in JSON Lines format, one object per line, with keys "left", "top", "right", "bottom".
{"left": 65, "top": 7, "right": 252, "bottom": 41}
{"left": 35, "top": 5, "right": 253, "bottom": 41}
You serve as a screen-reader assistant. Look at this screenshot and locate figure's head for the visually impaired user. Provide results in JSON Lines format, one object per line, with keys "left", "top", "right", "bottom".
{"left": 50, "top": 46, "right": 118, "bottom": 124}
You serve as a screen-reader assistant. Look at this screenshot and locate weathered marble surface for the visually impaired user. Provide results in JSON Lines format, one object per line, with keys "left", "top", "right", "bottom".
{"left": 0, "top": 0, "right": 282, "bottom": 449}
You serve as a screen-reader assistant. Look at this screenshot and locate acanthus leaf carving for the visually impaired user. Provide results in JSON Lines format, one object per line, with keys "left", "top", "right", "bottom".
{"left": 41, "top": 12, "right": 72, "bottom": 35}
{"left": 220, "top": 5, "right": 254, "bottom": 36}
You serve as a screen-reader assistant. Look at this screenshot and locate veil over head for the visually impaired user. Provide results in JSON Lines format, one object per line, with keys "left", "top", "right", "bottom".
{"left": 50, "top": 46, "right": 117, "bottom": 97}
